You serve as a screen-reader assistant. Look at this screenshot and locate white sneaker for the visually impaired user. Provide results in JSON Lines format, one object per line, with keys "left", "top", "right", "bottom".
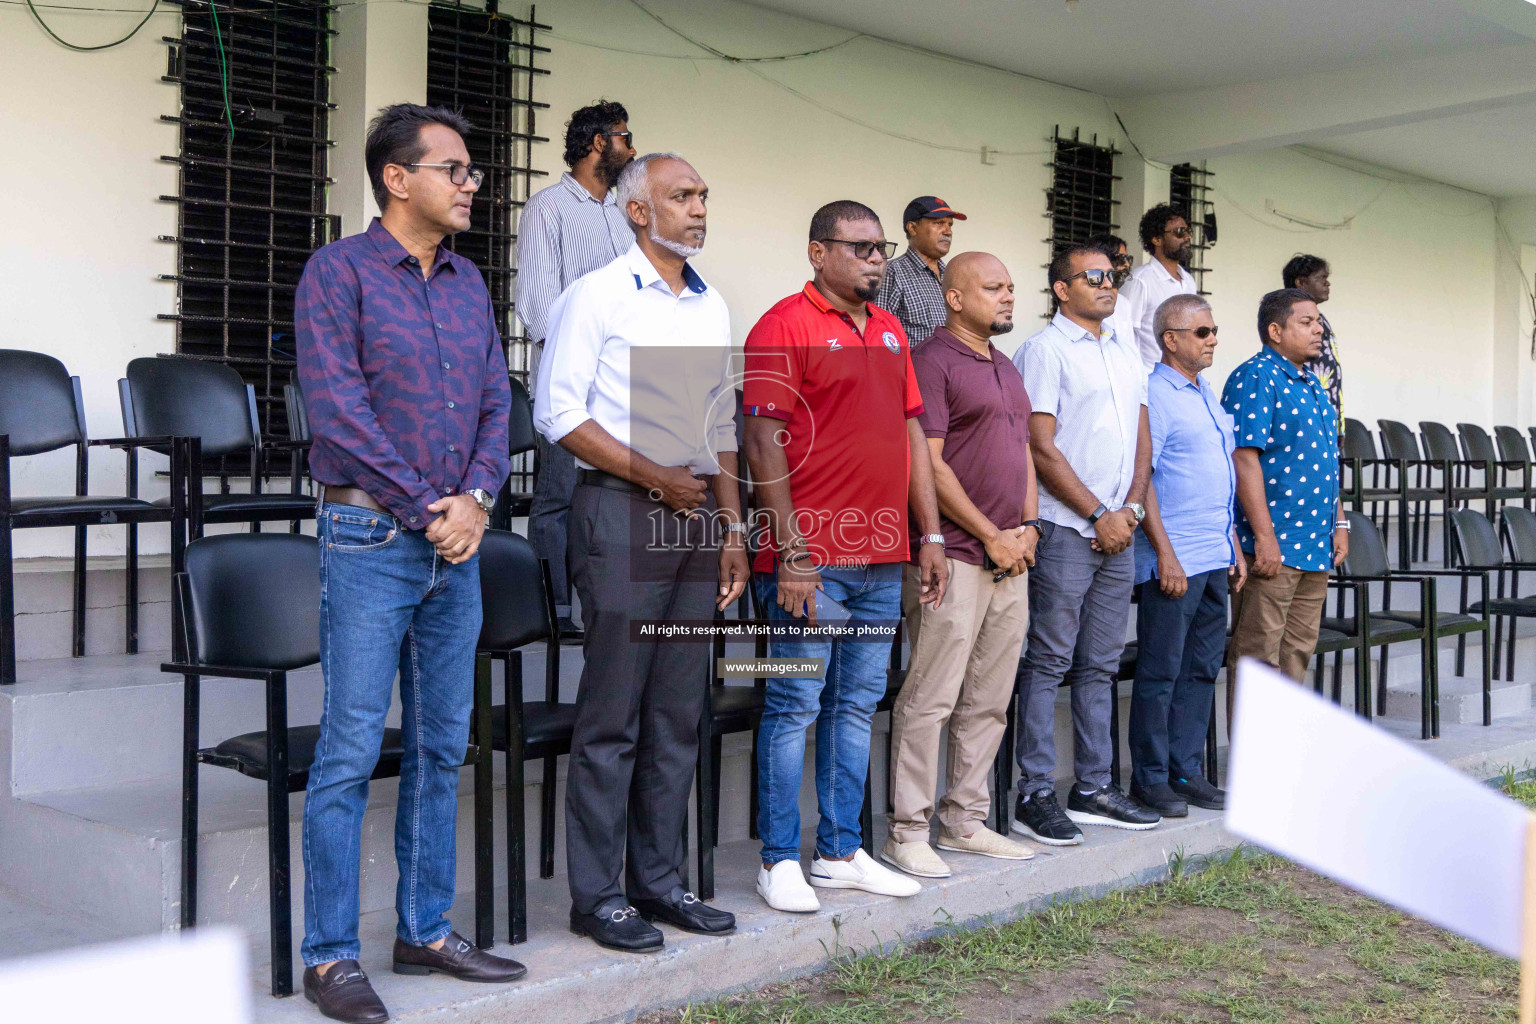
{"left": 809, "top": 848, "right": 922, "bottom": 897}
{"left": 757, "top": 860, "right": 820, "bottom": 913}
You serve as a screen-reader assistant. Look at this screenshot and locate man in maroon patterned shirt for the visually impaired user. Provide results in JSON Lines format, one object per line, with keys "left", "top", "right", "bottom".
{"left": 295, "top": 104, "right": 522, "bottom": 1024}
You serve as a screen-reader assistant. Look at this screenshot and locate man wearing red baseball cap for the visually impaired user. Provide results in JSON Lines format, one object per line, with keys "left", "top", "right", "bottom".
{"left": 877, "top": 196, "right": 967, "bottom": 346}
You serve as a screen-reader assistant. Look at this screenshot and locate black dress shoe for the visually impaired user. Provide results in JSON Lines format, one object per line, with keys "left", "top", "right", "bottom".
{"left": 570, "top": 903, "right": 665, "bottom": 952}
{"left": 632, "top": 890, "right": 736, "bottom": 935}
{"left": 303, "top": 960, "right": 389, "bottom": 1024}
{"left": 393, "top": 930, "right": 527, "bottom": 983}
{"left": 1171, "top": 773, "right": 1226, "bottom": 810}
{"left": 1130, "top": 782, "right": 1189, "bottom": 818}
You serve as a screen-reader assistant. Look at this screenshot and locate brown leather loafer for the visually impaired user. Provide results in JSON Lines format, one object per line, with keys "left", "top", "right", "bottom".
{"left": 303, "top": 960, "right": 389, "bottom": 1024}
{"left": 392, "top": 930, "right": 527, "bottom": 983}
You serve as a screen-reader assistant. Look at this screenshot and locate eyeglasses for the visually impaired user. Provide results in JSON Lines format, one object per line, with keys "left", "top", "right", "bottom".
{"left": 819, "top": 238, "right": 898, "bottom": 260}
{"left": 602, "top": 131, "right": 633, "bottom": 145}
{"left": 1062, "top": 268, "right": 1118, "bottom": 289}
{"left": 401, "top": 162, "right": 485, "bottom": 187}
{"left": 1166, "top": 325, "right": 1219, "bottom": 339}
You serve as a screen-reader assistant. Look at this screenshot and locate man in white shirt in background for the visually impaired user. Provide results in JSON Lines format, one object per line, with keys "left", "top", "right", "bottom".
{"left": 534, "top": 152, "right": 749, "bottom": 955}
{"left": 1117, "top": 204, "right": 1197, "bottom": 371}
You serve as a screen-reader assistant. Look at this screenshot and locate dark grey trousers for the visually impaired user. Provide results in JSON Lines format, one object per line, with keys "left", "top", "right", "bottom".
{"left": 1015, "top": 520, "right": 1133, "bottom": 796}
{"left": 530, "top": 343, "right": 578, "bottom": 611}
{"left": 565, "top": 482, "right": 717, "bottom": 914}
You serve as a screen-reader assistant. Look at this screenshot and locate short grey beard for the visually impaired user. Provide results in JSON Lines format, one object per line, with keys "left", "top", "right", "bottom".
{"left": 646, "top": 203, "right": 703, "bottom": 258}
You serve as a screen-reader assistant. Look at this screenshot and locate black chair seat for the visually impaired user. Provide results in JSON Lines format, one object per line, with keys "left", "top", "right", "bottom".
{"left": 505, "top": 492, "right": 533, "bottom": 517}
{"left": 201, "top": 725, "right": 404, "bottom": 786}
{"left": 1315, "top": 627, "right": 1354, "bottom": 651}
{"left": 154, "top": 492, "right": 314, "bottom": 514}
{"left": 1321, "top": 616, "right": 1419, "bottom": 639}
{"left": 10, "top": 494, "right": 159, "bottom": 517}
{"left": 1376, "top": 609, "right": 1480, "bottom": 630}
{"left": 710, "top": 684, "right": 765, "bottom": 717}
{"left": 490, "top": 701, "right": 578, "bottom": 751}
{"left": 1470, "top": 596, "right": 1536, "bottom": 616}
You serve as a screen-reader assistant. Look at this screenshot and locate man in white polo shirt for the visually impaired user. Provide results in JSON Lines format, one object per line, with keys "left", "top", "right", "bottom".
{"left": 1117, "top": 204, "right": 1198, "bottom": 371}
{"left": 535, "top": 152, "right": 748, "bottom": 955}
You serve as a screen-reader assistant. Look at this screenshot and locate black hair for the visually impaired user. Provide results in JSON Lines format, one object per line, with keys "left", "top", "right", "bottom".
{"left": 1282, "top": 253, "right": 1330, "bottom": 289}
{"left": 365, "top": 104, "right": 472, "bottom": 211}
{"left": 1086, "top": 232, "right": 1128, "bottom": 258}
{"left": 809, "top": 200, "right": 881, "bottom": 242}
{"left": 1048, "top": 243, "right": 1108, "bottom": 290}
{"left": 563, "top": 100, "right": 629, "bottom": 168}
{"left": 1257, "top": 288, "right": 1317, "bottom": 345}
{"left": 1137, "top": 203, "right": 1184, "bottom": 255}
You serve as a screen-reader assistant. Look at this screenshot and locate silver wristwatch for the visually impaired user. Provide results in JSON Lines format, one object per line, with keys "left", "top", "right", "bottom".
{"left": 921, "top": 533, "right": 946, "bottom": 546}
{"left": 466, "top": 488, "right": 496, "bottom": 514}
{"left": 1125, "top": 503, "right": 1146, "bottom": 524}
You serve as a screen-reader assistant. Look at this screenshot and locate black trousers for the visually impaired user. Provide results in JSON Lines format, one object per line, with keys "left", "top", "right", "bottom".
{"left": 565, "top": 481, "right": 718, "bottom": 914}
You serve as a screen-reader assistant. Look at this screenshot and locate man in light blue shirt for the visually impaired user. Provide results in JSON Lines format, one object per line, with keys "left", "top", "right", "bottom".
{"left": 1130, "top": 294, "right": 1245, "bottom": 819}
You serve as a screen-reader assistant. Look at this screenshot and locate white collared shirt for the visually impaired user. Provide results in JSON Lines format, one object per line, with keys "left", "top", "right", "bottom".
{"left": 1012, "top": 312, "right": 1147, "bottom": 538}
{"left": 1116, "top": 257, "right": 1198, "bottom": 370}
{"left": 534, "top": 244, "right": 736, "bottom": 475}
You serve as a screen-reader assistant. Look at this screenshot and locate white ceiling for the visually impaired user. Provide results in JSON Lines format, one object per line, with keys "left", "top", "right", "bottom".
{"left": 744, "top": 0, "right": 1536, "bottom": 196}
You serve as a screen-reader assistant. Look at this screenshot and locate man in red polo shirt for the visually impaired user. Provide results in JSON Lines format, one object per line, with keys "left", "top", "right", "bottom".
{"left": 742, "top": 199, "right": 948, "bottom": 913}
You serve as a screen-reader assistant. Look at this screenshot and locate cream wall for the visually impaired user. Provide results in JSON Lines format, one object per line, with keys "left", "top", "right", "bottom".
{"left": 2, "top": 0, "right": 1525, "bottom": 561}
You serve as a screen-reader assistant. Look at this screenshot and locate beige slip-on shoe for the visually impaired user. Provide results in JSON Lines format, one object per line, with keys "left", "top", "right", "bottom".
{"left": 936, "top": 826, "right": 1036, "bottom": 861}
{"left": 880, "top": 836, "right": 952, "bottom": 878}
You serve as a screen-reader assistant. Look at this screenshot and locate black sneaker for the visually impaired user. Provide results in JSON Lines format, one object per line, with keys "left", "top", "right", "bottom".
{"left": 1170, "top": 774, "right": 1226, "bottom": 810}
{"left": 1066, "top": 783, "right": 1161, "bottom": 830}
{"left": 1129, "top": 782, "right": 1188, "bottom": 818}
{"left": 1010, "top": 789, "right": 1083, "bottom": 846}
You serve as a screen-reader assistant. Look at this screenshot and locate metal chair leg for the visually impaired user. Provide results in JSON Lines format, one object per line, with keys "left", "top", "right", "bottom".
{"left": 264, "top": 672, "right": 292, "bottom": 998}
{"left": 180, "top": 672, "right": 200, "bottom": 929}
{"left": 472, "top": 655, "right": 493, "bottom": 950}
{"left": 504, "top": 693, "right": 527, "bottom": 945}
{"left": 71, "top": 525, "right": 86, "bottom": 658}
{"left": 696, "top": 712, "right": 716, "bottom": 901}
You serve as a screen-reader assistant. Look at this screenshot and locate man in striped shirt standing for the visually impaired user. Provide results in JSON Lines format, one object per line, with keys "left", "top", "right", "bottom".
{"left": 518, "top": 100, "right": 636, "bottom": 633}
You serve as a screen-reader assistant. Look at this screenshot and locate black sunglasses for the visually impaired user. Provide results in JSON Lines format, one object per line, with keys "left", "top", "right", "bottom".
{"left": 1063, "top": 268, "right": 1117, "bottom": 289}
{"left": 1167, "top": 325, "right": 1219, "bottom": 339}
{"left": 819, "top": 238, "right": 898, "bottom": 260}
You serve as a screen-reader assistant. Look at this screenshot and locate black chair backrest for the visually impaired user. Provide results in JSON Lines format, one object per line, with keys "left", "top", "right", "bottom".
{"left": 1376, "top": 419, "right": 1421, "bottom": 461}
{"left": 476, "top": 529, "right": 554, "bottom": 652}
{"left": 286, "top": 370, "right": 311, "bottom": 444}
{"left": 1451, "top": 509, "right": 1504, "bottom": 569}
{"left": 1418, "top": 421, "right": 1461, "bottom": 463}
{"left": 1342, "top": 511, "right": 1391, "bottom": 577}
{"left": 1503, "top": 507, "right": 1536, "bottom": 564}
{"left": 184, "top": 534, "right": 320, "bottom": 670}
{"left": 508, "top": 378, "right": 536, "bottom": 458}
{"left": 125, "top": 356, "right": 255, "bottom": 458}
{"left": 1495, "top": 426, "right": 1531, "bottom": 466}
{"left": 1342, "top": 418, "right": 1377, "bottom": 460}
{"left": 1456, "top": 423, "right": 1497, "bottom": 464}
{"left": 0, "top": 349, "right": 86, "bottom": 457}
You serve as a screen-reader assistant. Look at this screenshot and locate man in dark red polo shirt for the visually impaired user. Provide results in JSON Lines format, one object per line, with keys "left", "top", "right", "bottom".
{"left": 742, "top": 200, "right": 948, "bottom": 913}
{"left": 883, "top": 252, "right": 1039, "bottom": 878}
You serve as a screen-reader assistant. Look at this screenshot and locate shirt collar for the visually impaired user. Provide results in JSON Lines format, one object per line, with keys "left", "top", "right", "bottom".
{"left": 1258, "top": 344, "right": 1308, "bottom": 380}
{"left": 366, "top": 218, "right": 456, "bottom": 273}
{"left": 1148, "top": 258, "right": 1193, "bottom": 287}
{"left": 802, "top": 281, "right": 874, "bottom": 319}
{"left": 1151, "top": 361, "right": 1203, "bottom": 390}
{"left": 898, "top": 247, "right": 944, "bottom": 278}
{"left": 1049, "top": 310, "right": 1111, "bottom": 345}
{"left": 623, "top": 242, "right": 708, "bottom": 295}
{"left": 559, "top": 171, "right": 617, "bottom": 207}
{"left": 929, "top": 325, "right": 993, "bottom": 361}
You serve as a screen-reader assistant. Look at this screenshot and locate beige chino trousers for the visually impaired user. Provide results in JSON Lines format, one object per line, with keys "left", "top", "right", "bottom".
{"left": 888, "top": 558, "right": 1029, "bottom": 842}
{"left": 1226, "top": 553, "right": 1329, "bottom": 727}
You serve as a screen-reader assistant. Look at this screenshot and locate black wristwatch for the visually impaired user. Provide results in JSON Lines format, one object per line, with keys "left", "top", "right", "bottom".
{"left": 1087, "top": 504, "right": 1109, "bottom": 524}
{"left": 1021, "top": 519, "right": 1040, "bottom": 532}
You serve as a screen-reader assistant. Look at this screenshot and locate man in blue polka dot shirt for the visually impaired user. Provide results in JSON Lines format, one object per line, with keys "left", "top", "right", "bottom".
{"left": 1220, "top": 288, "right": 1347, "bottom": 685}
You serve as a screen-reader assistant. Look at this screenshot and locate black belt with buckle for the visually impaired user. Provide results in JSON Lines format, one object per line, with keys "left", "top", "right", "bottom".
{"left": 576, "top": 468, "right": 652, "bottom": 496}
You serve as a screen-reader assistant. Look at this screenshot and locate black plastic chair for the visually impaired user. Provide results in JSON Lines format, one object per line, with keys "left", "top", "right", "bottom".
{"left": 1497, "top": 426, "right": 1534, "bottom": 501}
{"left": 282, "top": 371, "right": 312, "bottom": 497}
{"left": 1421, "top": 420, "right": 1493, "bottom": 523}
{"left": 476, "top": 529, "right": 572, "bottom": 945}
{"left": 1377, "top": 419, "right": 1455, "bottom": 565}
{"left": 1342, "top": 418, "right": 1397, "bottom": 530}
{"left": 696, "top": 602, "right": 766, "bottom": 901}
{"left": 859, "top": 623, "right": 906, "bottom": 856}
{"left": 1453, "top": 509, "right": 1536, "bottom": 698}
{"left": 166, "top": 533, "right": 492, "bottom": 995}
{"left": 1458, "top": 423, "right": 1528, "bottom": 515}
{"left": 0, "top": 350, "right": 184, "bottom": 684}
{"left": 120, "top": 357, "right": 314, "bottom": 547}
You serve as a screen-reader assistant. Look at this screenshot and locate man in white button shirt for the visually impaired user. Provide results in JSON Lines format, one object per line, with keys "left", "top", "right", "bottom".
{"left": 534, "top": 152, "right": 749, "bottom": 954}
{"left": 1010, "top": 244, "right": 1158, "bottom": 847}
{"left": 1117, "top": 204, "right": 1198, "bottom": 371}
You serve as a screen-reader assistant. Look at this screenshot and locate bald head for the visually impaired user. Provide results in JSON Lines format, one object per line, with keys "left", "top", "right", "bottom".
{"left": 943, "top": 252, "right": 1015, "bottom": 340}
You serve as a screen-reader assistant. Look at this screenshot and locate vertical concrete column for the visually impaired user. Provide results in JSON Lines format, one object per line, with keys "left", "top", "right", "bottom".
{"left": 1117, "top": 155, "right": 1169, "bottom": 267}
{"left": 330, "top": 2, "right": 430, "bottom": 238}
{"left": 1493, "top": 199, "right": 1536, "bottom": 428}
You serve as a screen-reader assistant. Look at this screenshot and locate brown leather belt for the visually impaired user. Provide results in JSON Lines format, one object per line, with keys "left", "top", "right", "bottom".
{"left": 318, "top": 484, "right": 388, "bottom": 515}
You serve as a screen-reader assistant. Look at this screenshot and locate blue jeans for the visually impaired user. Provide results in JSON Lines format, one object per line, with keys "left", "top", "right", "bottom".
{"left": 754, "top": 563, "right": 901, "bottom": 865}
{"left": 301, "top": 502, "right": 481, "bottom": 967}
{"left": 1129, "top": 569, "right": 1227, "bottom": 788}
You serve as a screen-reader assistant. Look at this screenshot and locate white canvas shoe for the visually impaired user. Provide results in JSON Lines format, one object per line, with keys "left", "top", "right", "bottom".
{"left": 808, "top": 848, "right": 922, "bottom": 897}
{"left": 757, "top": 860, "right": 820, "bottom": 913}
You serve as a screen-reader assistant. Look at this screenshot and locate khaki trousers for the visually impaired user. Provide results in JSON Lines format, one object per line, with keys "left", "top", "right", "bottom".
{"left": 1226, "top": 552, "right": 1329, "bottom": 688}
{"left": 888, "top": 558, "right": 1029, "bottom": 842}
